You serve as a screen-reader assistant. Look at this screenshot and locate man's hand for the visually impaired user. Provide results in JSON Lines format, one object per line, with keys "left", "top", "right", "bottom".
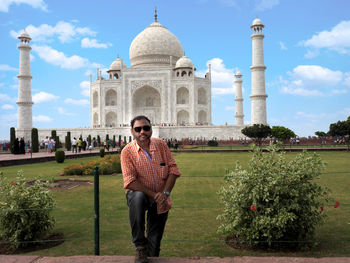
{"left": 154, "top": 192, "right": 168, "bottom": 204}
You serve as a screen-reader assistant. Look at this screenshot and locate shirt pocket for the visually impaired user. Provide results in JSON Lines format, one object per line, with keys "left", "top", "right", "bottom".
{"left": 159, "top": 162, "right": 168, "bottom": 180}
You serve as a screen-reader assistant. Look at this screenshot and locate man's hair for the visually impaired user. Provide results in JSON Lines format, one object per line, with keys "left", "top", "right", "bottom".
{"left": 130, "top": 115, "right": 151, "bottom": 128}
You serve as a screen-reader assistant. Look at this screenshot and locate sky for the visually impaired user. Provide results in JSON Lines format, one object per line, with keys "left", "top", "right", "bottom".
{"left": 0, "top": 0, "right": 350, "bottom": 140}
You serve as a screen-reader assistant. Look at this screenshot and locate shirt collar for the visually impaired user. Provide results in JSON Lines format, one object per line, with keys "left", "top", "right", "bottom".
{"left": 135, "top": 138, "right": 155, "bottom": 152}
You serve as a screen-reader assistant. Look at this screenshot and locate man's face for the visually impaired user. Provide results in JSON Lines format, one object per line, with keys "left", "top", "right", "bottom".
{"left": 131, "top": 119, "right": 152, "bottom": 143}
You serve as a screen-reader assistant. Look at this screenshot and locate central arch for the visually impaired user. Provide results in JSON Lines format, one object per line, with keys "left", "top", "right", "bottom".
{"left": 132, "top": 86, "right": 161, "bottom": 124}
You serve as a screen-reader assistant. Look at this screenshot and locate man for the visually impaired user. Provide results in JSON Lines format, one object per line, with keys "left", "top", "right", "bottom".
{"left": 121, "top": 115, "right": 181, "bottom": 263}
{"left": 72, "top": 137, "right": 77, "bottom": 153}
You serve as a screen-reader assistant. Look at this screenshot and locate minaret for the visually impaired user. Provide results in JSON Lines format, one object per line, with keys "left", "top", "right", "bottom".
{"left": 234, "top": 69, "right": 244, "bottom": 125}
{"left": 17, "top": 30, "right": 33, "bottom": 141}
{"left": 250, "top": 18, "right": 267, "bottom": 124}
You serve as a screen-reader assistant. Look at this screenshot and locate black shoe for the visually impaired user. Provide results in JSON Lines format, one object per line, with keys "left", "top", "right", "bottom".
{"left": 135, "top": 246, "right": 148, "bottom": 263}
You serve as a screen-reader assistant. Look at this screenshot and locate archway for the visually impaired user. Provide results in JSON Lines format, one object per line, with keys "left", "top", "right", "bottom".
{"left": 105, "top": 112, "right": 117, "bottom": 127}
{"left": 198, "top": 110, "right": 207, "bottom": 124}
{"left": 93, "top": 91, "right": 98, "bottom": 108}
{"left": 93, "top": 113, "right": 99, "bottom": 126}
{"left": 177, "top": 110, "right": 189, "bottom": 125}
{"left": 132, "top": 86, "right": 161, "bottom": 124}
{"left": 198, "top": 88, "right": 207, "bottom": 105}
{"left": 176, "top": 87, "right": 189, "bottom": 104}
{"left": 105, "top": 89, "right": 117, "bottom": 106}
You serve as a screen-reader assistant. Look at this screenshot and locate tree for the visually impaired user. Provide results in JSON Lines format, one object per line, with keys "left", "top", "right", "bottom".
{"left": 271, "top": 126, "right": 296, "bottom": 146}
{"left": 65, "top": 132, "right": 71, "bottom": 151}
{"left": 241, "top": 124, "right": 271, "bottom": 146}
{"left": 31, "top": 128, "right": 39, "bottom": 153}
{"left": 51, "top": 130, "right": 57, "bottom": 151}
{"left": 10, "top": 127, "right": 16, "bottom": 154}
{"left": 97, "top": 135, "right": 101, "bottom": 147}
{"left": 329, "top": 116, "right": 350, "bottom": 151}
{"left": 118, "top": 135, "right": 122, "bottom": 146}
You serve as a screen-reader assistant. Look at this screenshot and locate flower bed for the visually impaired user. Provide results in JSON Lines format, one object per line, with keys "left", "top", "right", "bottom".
{"left": 63, "top": 155, "right": 121, "bottom": 176}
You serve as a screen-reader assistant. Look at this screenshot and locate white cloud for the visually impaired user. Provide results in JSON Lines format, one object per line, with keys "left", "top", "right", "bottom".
{"left": 344, "top": 72, "right": 350, "bottom": 87}
{"left": 64, "top": 98, "right": 89, "bottom": 106}
{"left": 198, "top": 58, "right": 236, "bottom": 96}
{"left": 280, "top": 65, "right": 345, "bottom": 96}
{"left": 304, "top": 49, "right": 320, "bottom": 59}
{"left": 1, "top": 104, "right": 15, "bottom": 110}
{"left": 80, "top": 81, "right": 90, "bottom": 97}
{"left": 0, "top": 64, "right": 17, "bottom": 71}
{"left": 10, "top": 21, "right": 96, "bottom": 43}
{"left": 57, "top": 107, "right": 75, "bottom": 116}
{"left": 279, "top": 41, "right": 287, "bottom": 50}
{"left": 32, "top": 45, "right": 100, "bottom": 70}
{"left": 32, "top": 91, "right": 59, "bottom": 103}
{"left": 301, "top": 20, "right": 350, "bottom": 55}
{"left": 33, "top": 115, "right": 52, "bottom": 122}
{"left": 0, "top": 0, "right": 47, "bottom": 12}
{"left": 255, "top": 0, "right": 279, "bottom": 11}
{"left": 0, "top": 93, "right": 12, "bottom": 102}
{"left": 81, "top": 38, "right": 112, "bottom": 49}
{"left": 225, "top": 106, "right": 235, "bottom": 111}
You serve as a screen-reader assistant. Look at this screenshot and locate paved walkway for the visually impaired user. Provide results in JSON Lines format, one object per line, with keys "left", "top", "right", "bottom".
{"left": 1, "top": 255, "right": 350, "bottom": 263}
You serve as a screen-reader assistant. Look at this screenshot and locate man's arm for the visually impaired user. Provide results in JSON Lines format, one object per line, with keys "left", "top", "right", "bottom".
{"left": 126, "top": 180, "right": 157, "bottom": 200}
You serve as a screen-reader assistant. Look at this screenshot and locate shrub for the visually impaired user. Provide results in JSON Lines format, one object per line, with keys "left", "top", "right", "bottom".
{"left": 55, "top": 150, "right": 65, "bottom": 163}
{"left": 208, "top": 140, "right": 218, "bottom": 146}
{"left": 10, "top": 127, "right": 16, "bottom": 154}
{"left": 63, "top": 164, "right": 83, "bottom": 175}
{"left": 0, "top": 171, "right": 55, "bottom": 248}
{"left": 31, "top": 128, "right": 39, "bottom": 153}
{"left": 63, "top": 155, "right": 121, "bottom": 175}
{"left": 65, "top": 132, "right": 71, "bottom": 151}
{"left": 217, "top": 144, "right": 329, "bottom": 250}
{"left": 100, "top": 148, "right": 105, "bottom": 157}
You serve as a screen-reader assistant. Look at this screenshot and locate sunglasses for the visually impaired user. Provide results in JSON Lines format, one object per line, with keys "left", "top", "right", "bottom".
{"left": 133, "top": 125, "right": 151, "bottom": 132}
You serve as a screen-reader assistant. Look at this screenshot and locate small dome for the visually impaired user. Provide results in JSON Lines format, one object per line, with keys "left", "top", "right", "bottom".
{"left": 108, "top": 58, "right": 126, "bottom": 71}
{"left": 18, "top": 30, "right": 31, "bottom": 41}
{"left": 129, "top": 21, "right": 183, "bottom": 68}
{"left": 252, "top": 18, "right": 263, "bottom": 26}
{"left": 175, "top": 56, "right": 193, "bottom": 69}
{"left": 235, "top": 70, "right": 242, "bottom": 78}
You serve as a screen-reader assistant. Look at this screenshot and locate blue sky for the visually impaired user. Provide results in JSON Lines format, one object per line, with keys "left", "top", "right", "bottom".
{"left": 0, "top": 0, "right": 350, "bottom": 140}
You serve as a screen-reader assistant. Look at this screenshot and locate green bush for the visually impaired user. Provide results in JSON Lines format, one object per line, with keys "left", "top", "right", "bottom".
{"left": 55, "top": 150, "right": 65, "bottom": 163}
{"left": 65, "top": 132, "right": 71, "bottom": 151}
{"left": 31, "top": 128, "right": 39, "bottom": 153}
{"left": 207, "top": 140, "right": 218, "bottom": 146}
{"left": 217, "top": 144, "right": 330, "bottom": 250}
{"left": 10, "top": 127, "right": 15, "bottom": 154}
{"left": 63, "top": 155, "right": 121, "bottom": 175}
{"left": 0, "top": 171, "right": 55, "bottom": 248}
{"left": 100, "top": 148, "right": 105, "bottom": 157}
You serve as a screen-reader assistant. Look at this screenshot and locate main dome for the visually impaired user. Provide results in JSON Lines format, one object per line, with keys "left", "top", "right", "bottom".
{"left": 129, "top": 21, "right": 183, "bottom": 68}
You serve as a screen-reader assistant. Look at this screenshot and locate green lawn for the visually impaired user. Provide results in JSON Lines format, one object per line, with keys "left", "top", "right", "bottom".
{"left": 0, "top": 151, "right": 349, "bottom": 257}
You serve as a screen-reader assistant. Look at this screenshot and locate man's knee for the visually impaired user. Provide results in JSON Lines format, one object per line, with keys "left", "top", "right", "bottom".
{"left": 127, "top": 191, "right": 148, "bottom": 209}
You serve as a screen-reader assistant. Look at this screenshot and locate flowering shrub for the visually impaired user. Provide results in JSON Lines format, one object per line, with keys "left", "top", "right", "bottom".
{"left": 63, "top": 154, "right": 121, "bottom": 175}
{"left": 217, "top": 144, "right": 330, "bottom": 250}
{"left": 0, "top": 170, "right": 55, "bottom": 248}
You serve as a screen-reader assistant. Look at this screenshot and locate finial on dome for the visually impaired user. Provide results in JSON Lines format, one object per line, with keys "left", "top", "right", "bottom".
{"left": 117, "top": 54, "right": 119, "bottom": 58}
{"left": 183, "top": 51, "right": 185, "bottom": 56}
{"left": 154, "top": 6, "right": 158, "bottom": 22}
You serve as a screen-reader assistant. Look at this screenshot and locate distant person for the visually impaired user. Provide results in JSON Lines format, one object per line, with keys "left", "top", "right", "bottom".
{"left": 121, "top": 115, "right": 181, "bottom": 263}
{"left": 72, "top": 137, "right": 77, "bottom": 153}
{"left": 77, "top": 138, "right": 82, "bottom": 152}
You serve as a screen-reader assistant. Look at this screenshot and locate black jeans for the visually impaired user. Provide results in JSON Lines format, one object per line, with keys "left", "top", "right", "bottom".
{"left": 126, "top": 190, "right": 168, "bottom": 257}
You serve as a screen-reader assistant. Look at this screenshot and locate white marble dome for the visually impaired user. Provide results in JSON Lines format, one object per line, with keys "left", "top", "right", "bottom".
{"left": 129, "top": 21, "right": 183, "bottom": 68}
{"left": 252, "top": 18, "right": 263, "bottom": 26}
{"left": 175, "top": 56, "right": 193, "bottom": 69}
{"left": 109, "top": 58, "right": 126, "bottom": 71}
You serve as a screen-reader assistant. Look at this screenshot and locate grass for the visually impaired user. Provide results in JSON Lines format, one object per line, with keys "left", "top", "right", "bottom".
{"left": 0, "top": 151, "right": 349, "bottom": 257}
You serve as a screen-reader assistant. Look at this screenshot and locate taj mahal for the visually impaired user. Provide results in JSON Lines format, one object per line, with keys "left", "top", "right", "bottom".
{"left": 15, "top": 12, "right": 267, "bottom": 141}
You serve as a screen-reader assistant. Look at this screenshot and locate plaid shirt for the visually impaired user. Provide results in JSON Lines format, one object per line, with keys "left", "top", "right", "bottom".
{"left": 121, "top": 138, "right": 181, "bottom": 192}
